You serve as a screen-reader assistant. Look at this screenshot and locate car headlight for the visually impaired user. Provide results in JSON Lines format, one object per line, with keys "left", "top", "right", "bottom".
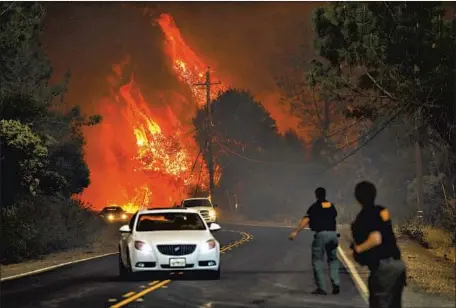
{"left": 108, "top": 214, "right": 114, "bottom": 220}
{"left": 206, "top": 239, "right": 216, "bottom": 250}
{"left": 134, "top": 241, "right": 153, "bottom": 252}
{"left": 122, "top": 214, "right": 127, "bottom": 219}
{"left": 209, "top": 209, "right": 216, "bottom": 218}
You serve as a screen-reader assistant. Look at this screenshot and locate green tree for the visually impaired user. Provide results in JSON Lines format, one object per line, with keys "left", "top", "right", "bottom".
{"left": 0, "top": 2, "right": 101, "bottom": 206}
{"left": 192, "top": 89, "right": 312, "bottom": 219}
{"left": 0, "top": 120, "right": 51, "bottom": 199}
{"left": 308, "top": 2, "right": 455, "bottom": 154}
{"left": 0, "top": 2, "right": 104, "bottom": 263}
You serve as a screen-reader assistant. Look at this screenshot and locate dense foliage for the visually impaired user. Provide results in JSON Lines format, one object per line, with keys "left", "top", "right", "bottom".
{"left": 193, "top": 89, "right": 323, "bottom": 220}
{"left": 303, "top": 2, "right": 456, "bottom": 234}
{"left": 0, "top": 2, "right": 102, "bottom": 263}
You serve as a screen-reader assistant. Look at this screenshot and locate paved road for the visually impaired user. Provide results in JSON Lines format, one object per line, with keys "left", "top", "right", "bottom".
{"left": 1, "top": 224, "right": 366, "bottom": 308}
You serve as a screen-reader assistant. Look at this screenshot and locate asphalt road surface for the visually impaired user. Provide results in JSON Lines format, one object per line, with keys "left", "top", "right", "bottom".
{"left": 1, "top": 224, "right": 367, "bottom": 308}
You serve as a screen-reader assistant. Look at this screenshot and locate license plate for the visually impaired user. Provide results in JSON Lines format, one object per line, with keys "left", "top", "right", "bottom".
{"left": 169, "top": 258, "right": 186, "bottom": 267}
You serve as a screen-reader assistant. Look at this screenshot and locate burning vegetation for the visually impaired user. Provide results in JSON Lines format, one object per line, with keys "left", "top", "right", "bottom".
{"left": 80, "top": 13, "right": 227, "bottom": 212}
{"left": 3, "top": 4, "right": 456, "bottom": 287}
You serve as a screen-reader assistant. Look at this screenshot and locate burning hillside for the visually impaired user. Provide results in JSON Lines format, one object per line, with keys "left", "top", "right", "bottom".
{"left": 81, "top": 13, "right": 225, "bottom": 212}
{"left": 77, "top": 10, "right": 358, "bottom": 213}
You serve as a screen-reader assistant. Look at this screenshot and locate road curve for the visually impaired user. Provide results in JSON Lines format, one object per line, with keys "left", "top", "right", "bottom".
{"left": 1, "top": 224, "right": 366, "bottom": 308}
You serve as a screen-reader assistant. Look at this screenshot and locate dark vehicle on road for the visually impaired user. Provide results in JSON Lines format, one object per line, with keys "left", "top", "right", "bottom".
{"left": 100, "top": 206, "right": 128, "bottom": 223}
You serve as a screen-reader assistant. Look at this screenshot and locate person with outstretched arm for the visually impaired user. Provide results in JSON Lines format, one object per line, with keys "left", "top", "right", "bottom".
{"left": 289, "top": 187, "right": 340, "bottom": 295}
{"left": 350, "top": 181, "right": 406, "bottom": 308}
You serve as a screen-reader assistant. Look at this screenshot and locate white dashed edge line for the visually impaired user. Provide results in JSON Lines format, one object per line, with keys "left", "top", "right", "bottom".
{"left": 337, "top": 246, "right": 369, "bottom": 304}
{"left": 2, "top": 228, "right": 369, "bottom": 305}
{"left": 226, "top": 221, "right": 368, "bottom": 302}
{"left": 1, "top": 252, "right": 118, "bottom": 282}
{"left": 222, "top": 221, "right": 295, "bottom": 228}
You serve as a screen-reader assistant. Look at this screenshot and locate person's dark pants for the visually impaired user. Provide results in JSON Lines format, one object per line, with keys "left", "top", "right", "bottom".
{"left": 311, "top": 230, "right": 340, "bottom": 290}
{"left": 368, "top": 258, "right": 406, "bottom": 308}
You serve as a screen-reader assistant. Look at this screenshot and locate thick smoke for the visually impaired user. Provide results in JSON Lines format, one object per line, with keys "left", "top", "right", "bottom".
{"left": 41, "top": 2, "right": 322, "bottom": 210}
{"left": 43, "top": 2, "right": 319, "bottom": 134}
{"left": 40, "top": 2, "right": 431, "bottom": 223}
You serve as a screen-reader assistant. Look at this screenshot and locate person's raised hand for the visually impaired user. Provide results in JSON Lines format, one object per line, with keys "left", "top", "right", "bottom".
{"left": 288, "top": 230, "right": 298, "bottom": 241}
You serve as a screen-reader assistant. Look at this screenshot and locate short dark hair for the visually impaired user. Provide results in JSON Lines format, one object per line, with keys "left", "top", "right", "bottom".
{"left": 355, "top": 181, "right": 377, "bottom": 205}
{"left": 315, "top": 187, "right": 326, "bottom": 199}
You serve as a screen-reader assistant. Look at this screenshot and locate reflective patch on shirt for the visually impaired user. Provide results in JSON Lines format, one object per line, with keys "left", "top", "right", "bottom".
{"left": 380, "top": 209, "right": 390, "bottom": 222}
{"left": 322, "top": 202, "right": 332, "bottom": 208}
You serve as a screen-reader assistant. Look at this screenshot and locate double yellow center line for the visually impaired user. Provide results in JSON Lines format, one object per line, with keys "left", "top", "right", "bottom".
{"left": 110, "top": 280, "right": 170, "bottom": 308}
{"left": 220, "top": 232, "right": 253, "bottom": 253}
{"left": 110, "top": 231, "right": 253, "bottom": 308}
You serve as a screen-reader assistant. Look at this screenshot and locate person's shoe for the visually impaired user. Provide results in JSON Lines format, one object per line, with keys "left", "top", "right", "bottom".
{"left": 311, "top": 288, "right": 327, "bottom": 295}
{"left": 332, "top": 285, "right": 340, "bottom": 294}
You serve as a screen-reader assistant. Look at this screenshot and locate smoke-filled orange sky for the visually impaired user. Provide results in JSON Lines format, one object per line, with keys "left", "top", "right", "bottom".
{"left": 42, "top": 2, "right": 322, "bottom": 211}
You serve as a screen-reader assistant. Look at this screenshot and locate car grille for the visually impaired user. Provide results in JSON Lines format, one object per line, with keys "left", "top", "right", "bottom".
{"left": 156, "top": 244, "right": 197, "bottom": 256}
{"left": 200, "top": 210, "right": 209, "bottom": 219}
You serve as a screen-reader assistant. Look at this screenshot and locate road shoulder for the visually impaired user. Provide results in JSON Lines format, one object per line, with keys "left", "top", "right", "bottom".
{"left": 337, "top": 224, "right": 455, "bottom": 308}
{"left": 1, "top": 225, "right": 119, "bottom": 281}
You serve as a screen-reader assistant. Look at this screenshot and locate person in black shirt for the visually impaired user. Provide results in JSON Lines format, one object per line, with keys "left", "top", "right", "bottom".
{"left": 351, "top": 181, "right": 406, "bottom": 308}
{"left": 289, "top": 187, "right": 340, "bottom": 295}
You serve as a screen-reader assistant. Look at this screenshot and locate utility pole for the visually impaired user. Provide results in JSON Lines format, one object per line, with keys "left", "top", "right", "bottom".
{"left": 323, "top": 99, "right": 330, "bottom": 133}
{"left": 193, "top": 67, "right": 221, "bottom": 199}
{"left": 415, "top": 108, "right": 424, "bottom": 220}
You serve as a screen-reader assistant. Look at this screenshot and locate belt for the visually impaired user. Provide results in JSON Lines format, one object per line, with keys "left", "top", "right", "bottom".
{"left": 380, "top": 256, "right": 401, "bottom": 263}
{"left": 369, "top": 256, "right": 402, "bottom": 271}
{"left": 314, "top": 230, "right": 340, "bottom": 237}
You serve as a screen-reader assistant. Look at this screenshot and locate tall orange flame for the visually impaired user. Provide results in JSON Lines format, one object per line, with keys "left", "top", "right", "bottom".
{"left": 82, "top": 13, "right": 227, "bottom": 213}
{"left": 157, "top": 13, "right": 228, "bottom": 106}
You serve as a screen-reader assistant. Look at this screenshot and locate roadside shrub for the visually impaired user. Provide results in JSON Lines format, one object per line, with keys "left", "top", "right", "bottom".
{"left": 0, "top": 196, "right": 102, "bottom": 264}
{"left": 441, "top": 199, "right": 456, "bottom": 245}
{"left": 398, "top": 217, "right": 428, "bottom": 248}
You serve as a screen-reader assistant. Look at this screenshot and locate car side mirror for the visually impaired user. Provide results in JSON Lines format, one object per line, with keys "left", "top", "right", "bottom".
{"left": 209, "top": 223, "right": 221, "bottom": 232}
{"left": 213, "top": 204, "right": 218, "bottom": 208}
{"left": 119, "top": 225, "right": 131, "bottom": 233}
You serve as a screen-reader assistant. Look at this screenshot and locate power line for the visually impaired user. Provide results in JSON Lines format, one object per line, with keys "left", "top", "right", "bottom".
{"left": 189, "top": 141, "right": 208, "bottom": 178}
{"left": 193, "top": 152, "right": 204, "bottom": 195}
{"left": 201, "top": 104, "right": 400, "bottom": 166}
{"left": 216, "top": 141, "right": 285, "bottom": 165}
{"left": 189, "top": 144, "right": 203, "bottom": 176}
{"left": 212, "top": 104, "right": 409, "bottom": 172}
{"left": 324, "top": 119, "right": 362, "bottom": 138}
{"left": 322, "top": 103, "right": 410, "bottom": 171}
{"left": 325, "top": 105, "right": 402, "bottom": 155}
{"left": 193, "top": 67, "right": 221, "bottom": 198}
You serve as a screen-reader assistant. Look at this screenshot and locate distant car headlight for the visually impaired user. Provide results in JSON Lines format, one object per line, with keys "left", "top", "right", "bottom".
{"left": 206, "top": 239, "right": 216, "bottom": 250}
{"left": 209, "top": 209, "right": 216, "bottom": 218}
{"left": 108, "top": 214, "right": 114, "bottom": 220}
{"left": 134, "top": 241, "right": 153, "bottom": 252}
{"left": 122, "top": 214, "right": 127, "bottom": 219}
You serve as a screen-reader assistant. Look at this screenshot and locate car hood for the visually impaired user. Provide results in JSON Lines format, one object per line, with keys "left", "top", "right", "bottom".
{"left": 186, "top": 206, "right": 213, "bottom": 212}
{"left": 134, "top": 230, "right": 214, "bottom": 245}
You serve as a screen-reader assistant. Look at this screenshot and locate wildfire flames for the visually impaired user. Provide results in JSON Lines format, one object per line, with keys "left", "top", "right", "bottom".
{"left": 157, "top": 14, "right": 228, "bottom": 106}
{"left": 81, "top": 13, "right": 225, "bottom": 213}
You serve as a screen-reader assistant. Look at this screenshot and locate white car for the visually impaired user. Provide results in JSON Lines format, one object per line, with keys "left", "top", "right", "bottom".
{"left": 181, "top": 198, "right": 218, "bottom": 224}
{"left": 118, "top": 208, "right": 221, "bottom": 280}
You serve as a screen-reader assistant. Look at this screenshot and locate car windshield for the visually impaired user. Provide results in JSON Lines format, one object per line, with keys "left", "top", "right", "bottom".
{"left": 102, "top": 207, "right": 123, "bottom": 213}
{"left": 136, "top": 212, "right": 206, "bottom": 232}
{"left": 182, "top": 199, "right": 211, "bottom": 208}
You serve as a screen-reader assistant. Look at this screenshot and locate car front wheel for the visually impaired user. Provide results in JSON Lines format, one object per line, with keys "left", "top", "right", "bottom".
{"left": 205, "top": 267, "right": 220, "bottom": 280}
{"left": 119, "top": 248, "right": 135, "bottom": 280}
{"left": 119, "top": 249, "right": 128, "bottom": 279}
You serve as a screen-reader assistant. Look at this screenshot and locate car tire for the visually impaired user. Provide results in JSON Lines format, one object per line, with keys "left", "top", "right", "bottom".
{"left": 120, "top": 248, "right": 135, "bottom": 281}
{"left": 119, "top": 248, "right": 129, "bottom": 279}
{"left": 206, "top": 267, "right": 221, "bottom": 280}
